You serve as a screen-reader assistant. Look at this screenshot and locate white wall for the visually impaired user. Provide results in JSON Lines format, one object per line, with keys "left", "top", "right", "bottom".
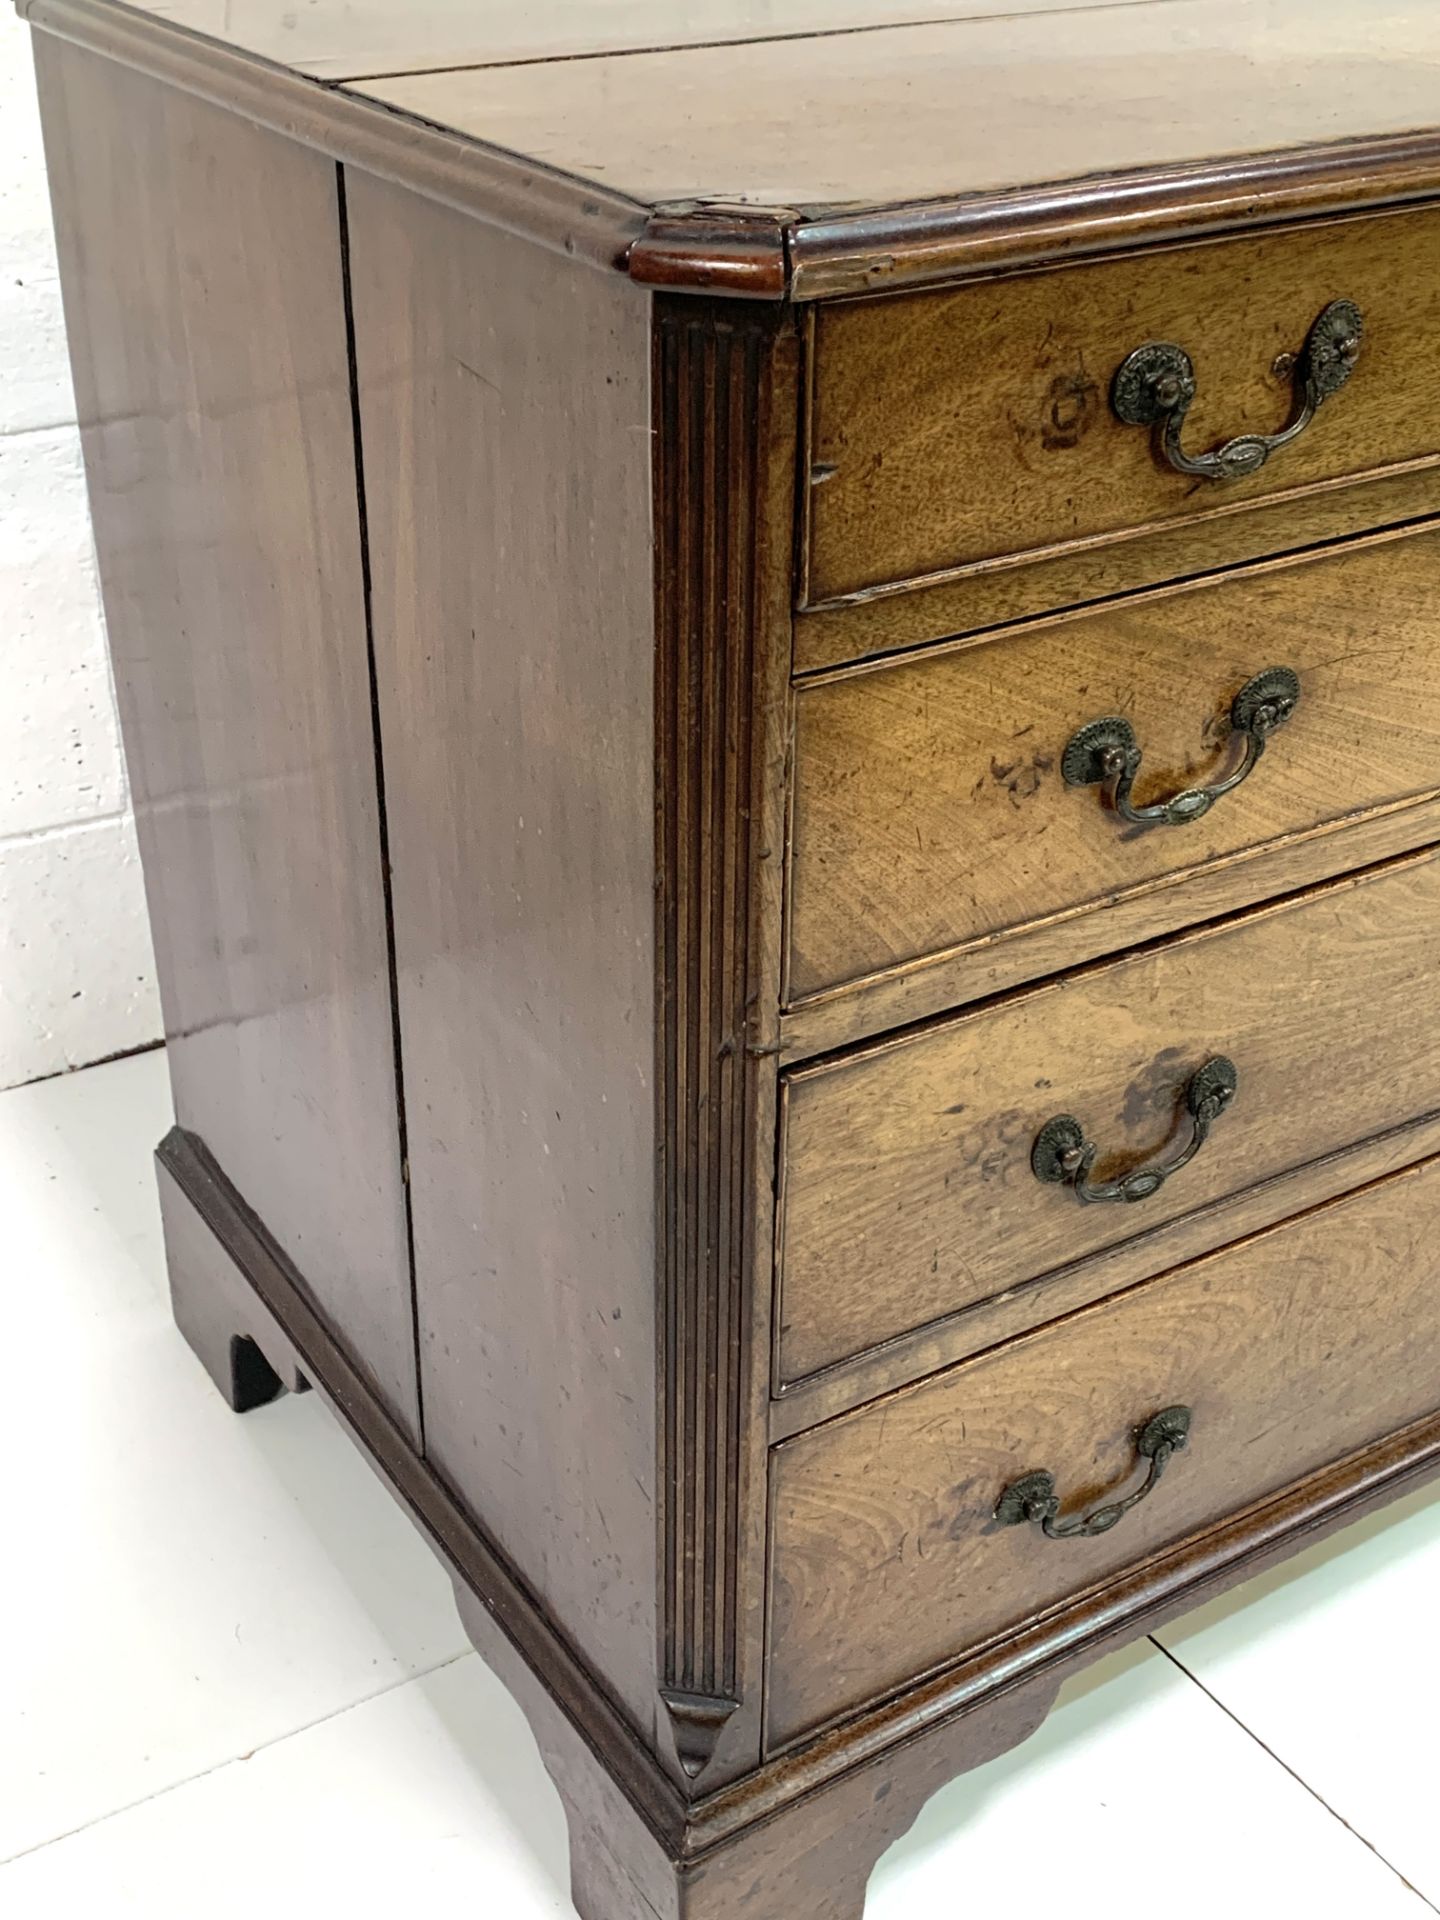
{"left": 1, "top": 10, "right": 162, "bottom": 1089}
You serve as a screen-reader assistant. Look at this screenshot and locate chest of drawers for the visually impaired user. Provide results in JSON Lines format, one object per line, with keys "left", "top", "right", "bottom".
{"left": 25, "top": 1, "right": 1440, "bottom": 1913}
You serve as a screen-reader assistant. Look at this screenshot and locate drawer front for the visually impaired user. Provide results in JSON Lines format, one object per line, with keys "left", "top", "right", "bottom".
{"left": 768, "top": 1152, "right": 1440, "bottom": 1748}
{"left": 788, "top": 530, "right": 1440, "bottom": 1004}
{"left": 778, "top": 850, "right": 1440, "bottom": 1384}
{"left": 805, "top": 206, "right": 1440, "bottom": 606}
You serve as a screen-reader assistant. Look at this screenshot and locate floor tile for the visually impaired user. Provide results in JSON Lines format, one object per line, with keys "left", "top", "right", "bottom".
{"left": 869, "top": 1638, "right": 1430, "bottom": 1920}
{"left": 0, "top": 1053, "right": 467, "bottom": 1863}
{"left": 1156, "top": 1477, "right": 1440, "bottom": 1909}
{"left": 0, "top": 1653, "right": 572, "bottom": 1918}
{"left": 4, "top": 1638, "right": 1427, "bottom": 1920}
{"left": 0, "top": 425, "right": 121, "bottom": 839}
{"left": 0, "top": 814, "right": 160, "bottom": 1090}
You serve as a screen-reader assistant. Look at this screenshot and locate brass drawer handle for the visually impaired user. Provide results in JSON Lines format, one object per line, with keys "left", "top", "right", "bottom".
{"left": 1062, "top": 667, "right": 1300, "bottom": 829}
{"left": 1111, "top": 297, "right": 1363, "bottom": 482}
{"left": 1032, "top": 1055, "right": 1238, "bottom": 1205}
{"left": 995, "top": 1406, "right": 1193, "bottom": 1540}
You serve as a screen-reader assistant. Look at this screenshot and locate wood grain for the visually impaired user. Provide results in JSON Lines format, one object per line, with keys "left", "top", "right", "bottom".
{"left": 795, "top": 465, "right": 1440, "bottom": 674}
{"left": 789, "top": 529, "right": 1440, "bottom": 1003}
{"left": 28, "top": 3, "right": 1440, "bottom": 303}
{"left": 20, "top": 0, "right": 653, "bottom": 278}
{"left": 541, "top": 1657, "right": 1058, "bottom": 1920}
{"left": 356, "top": 2, "right": 1440, "bottom": 215}
{"left": 785, "top": 132, "right": 1440, "bottom": 302}
{"left": 773, "top": 1106, "right": 1440, "bottom": 1437}
{"left": 652, "top": 298, "right": 800, "bottom": 1789}
{"left": 781, "top": 790, "right": 1440, "bottom": 1060}
{"left": 770, "top": 1151, "right": 1440, "bottom": 1746}
{"left": 68, "top": 0, "right": 1111, "bottom": 78}
{"left": 36, "top": 39, "right": 419, "bottom": 1435}
{"left": 346, "top": 173, "right": 663, "bottom": 1739}
{"left": 780, "top": 850, "right": 1440, "bottom": 1383}
{"left": 38, "top": 6, "right": 1440, "bottom": 1912}
{"left": 807, "top": 206, "right": 1440, "bottom": 602}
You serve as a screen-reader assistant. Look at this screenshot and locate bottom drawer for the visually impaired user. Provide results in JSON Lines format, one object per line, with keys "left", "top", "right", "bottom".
{"left": 767, "top": 1153, "right": 1440, "bottom": 1748}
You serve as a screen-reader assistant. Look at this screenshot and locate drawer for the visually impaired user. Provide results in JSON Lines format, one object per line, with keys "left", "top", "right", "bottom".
{"left": 787, "top": 529, "right": 1440, "bottom": 1006}
{"left": 768, "top": 1151, "right": 1440, "bottom": 1748}
{"left": 778, "top": 849, "right": 1440, "bottom": 1385}
{"left": 804, "top": 205, "right": 1440, "bottom": 606}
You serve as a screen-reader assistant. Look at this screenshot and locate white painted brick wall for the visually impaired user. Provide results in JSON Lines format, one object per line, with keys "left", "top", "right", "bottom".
{"left": 1, "top": 10, "right": 162, "bottom": 1088}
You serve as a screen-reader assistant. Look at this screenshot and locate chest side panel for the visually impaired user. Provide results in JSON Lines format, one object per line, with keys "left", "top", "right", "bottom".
{"left": 345, "top": 172, "right": 664, "bottom": 1738}
{"left": 36, "top": 37, "right": 419, "bottom": 1436}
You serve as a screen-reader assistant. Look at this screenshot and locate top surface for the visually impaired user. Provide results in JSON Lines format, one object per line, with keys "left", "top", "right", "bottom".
{"left": 95, "top": 0, "right": 1119, "bottom": 81}
{"left": 96, "top": 0, "right": 1440, "bottom": 216}
{"left": 352, "top": 0, "right": 1440, "bottom": 214}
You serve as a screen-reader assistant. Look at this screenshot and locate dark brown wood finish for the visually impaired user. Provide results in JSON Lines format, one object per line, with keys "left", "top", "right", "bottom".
{"left": 781, "top": 787, "right": 1440, "bottom": 1060}
{"left": 783, "top": 129, "right": 1440, "bottom": 300}
{"left": 28, "top": 4, "right": 1440, "bottom": 1916}
{"left": 344, "top": 173, "right": 666, "bottom": 1747}
{"left": 651, "top": 299, "right": 801, "bottom": 1786}
{"left": 346, "top": 192, "right": 795, "bottom": 1791}
{"left": 36, "top": 35, "right": 420, "bottom": 1436}
{"left": 19, "top": 0, "right": 651, "bottom": 275}
{"left": 18, "top": 0, "right": 1440, "bottom": 302}
{"left": 158, "top": 1153, "right": 310, "bottom": 1412}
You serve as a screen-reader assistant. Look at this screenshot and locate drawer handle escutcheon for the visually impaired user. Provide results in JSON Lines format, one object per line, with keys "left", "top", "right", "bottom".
{"left": 995, "top": 1406, "right": 1193, "bottom": 1540}
{"left": 1032, "top": 1055, "right": 1238, "bottom": 1205}
{"left": 1061, "top": 667, "right": 1300, "bottom": 829}
{"left": 1111, "top": 297, "right": 1363, "bottom": 482}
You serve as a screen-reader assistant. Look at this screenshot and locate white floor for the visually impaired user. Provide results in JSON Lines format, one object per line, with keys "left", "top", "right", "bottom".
{"left": 3, "top": 1052, "right": 1438, "bottom": 1918}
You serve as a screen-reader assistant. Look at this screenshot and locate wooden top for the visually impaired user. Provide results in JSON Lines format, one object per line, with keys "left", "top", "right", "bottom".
{"left": 61, "top": 0, "right": 1107, "bottom": 79}
{"left": 20, "top": 0, "right": 1440, "bottom": 297}
{"left": 358, "top": 2, "right": 1440, "bottom": 211}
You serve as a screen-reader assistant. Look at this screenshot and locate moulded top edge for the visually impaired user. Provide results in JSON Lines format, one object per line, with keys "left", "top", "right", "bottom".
{"left": 20, "top": 0, "right": 1440, "bottom": 302}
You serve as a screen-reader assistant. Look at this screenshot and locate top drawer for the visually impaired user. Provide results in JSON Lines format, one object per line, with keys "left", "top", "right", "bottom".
{"left": 804, "top": 206, "right": 1440, "bottom": 606}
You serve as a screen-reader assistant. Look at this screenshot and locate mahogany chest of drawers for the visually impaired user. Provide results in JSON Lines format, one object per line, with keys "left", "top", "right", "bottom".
{"left": 26, "top": 1, "right": 1440, "bottom": 1913}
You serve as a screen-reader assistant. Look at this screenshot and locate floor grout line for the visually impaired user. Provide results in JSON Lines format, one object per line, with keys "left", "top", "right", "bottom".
{"left": 1148, "top": 1636, "right": 1440, "bottom": 1914}
{"left": 0, "top": 1648, "right": 476, "bottom": 1873}
{"left": 0, "top": 807, "right": 138, "bottom": 852}
{"left": 0, "top": 416, "right": 83, "bottom": 443}
{"left": 8, "top": 1036, "right": 165, "bottom": 1095}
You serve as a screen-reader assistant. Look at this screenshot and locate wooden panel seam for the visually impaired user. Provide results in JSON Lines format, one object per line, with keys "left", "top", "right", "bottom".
{"left": 773, "top": 842, "right": 1440, "bottom": 1393}
{"left": 795, "top": 493, "right": 1440, "bottom": 677}
{"left": 760, "top": 1401, "right": 1440, "bottom": 1760}
{"left": 772, "top": 1105, "right": 1440, "bottom": 1426}
{"left": 784, "top": 790, "right": 1440, "bottom": 1023}
{"left": 802, "top": 454, "right": 1440, "bottom": 616}
{"left": 334, "top": 160, "right": 426, "bottom": 1452}
{"left": 795, "top": 510, "right": 1440, "bottom": 689}
{"left": 157, "top": 1126, "right": 694, "bottom": 1849}
{"left": 21, "top": 0, "right": 649, "bottom": 273}
{"left": 780, "top": 796, "right": 1440, "bottom": 1061}
{"left": 24, "top": 3, "right": 1440, "bottom": 301}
